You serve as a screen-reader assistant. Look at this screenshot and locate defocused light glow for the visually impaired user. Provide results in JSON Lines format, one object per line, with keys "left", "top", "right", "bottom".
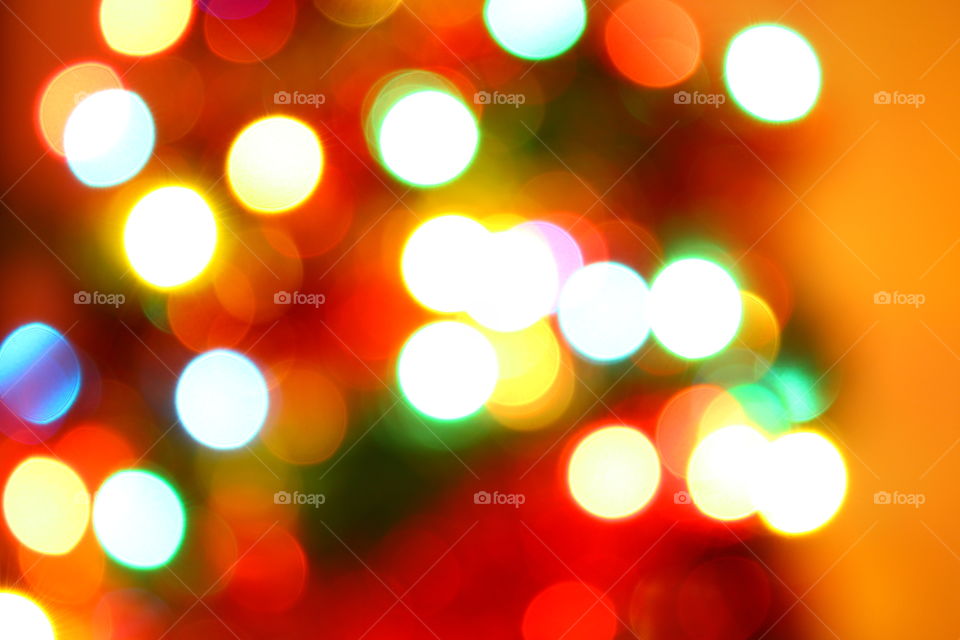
{"left": 557, "top": 262, "right": 650, "bottom": 361}
{"left": 176, "top": 349, "right": 269, "bottom": 449}
{"left": 377, "top": 89, "right": 478, "bottom": 187}
{"left": 0, "top": 592, "right": 55, "bottom": 640}
{"left": 522, "top": 581, "right": 616, "bottom": 640}
{"left": 63, "top": 89, "right": 154, "bottom": 187}
{"left": 262, "top": 367, "right": 346, "bottom": 465}
{"left": 4, "top": 457, "right": 89, "bottom": 555}
{"left": 766, "top": 365, "right": 831, "bottom": 422}
{"left": 123, "top": 186, "right": 217, "bottom": 289}
{"left": 656, "top": 384, "right": 725, "bottom": 476}
{"left": 315, "top": 0, "right": 401, "bottom": 27}
{"left": 519, "top": 221, "right": 583, "bottom": 307}
{"left": 100, "top": 0, "right": 193, "bottom": 56}
{"left": 649, "top": 258, "right": 742, "bottom": 359}
{"left": 605, "top": 0, "right": 700, "bottom": 87}
{"left": 93, "top": 470, "right": 186, "bottom": 569}
{"left": 752, "top": 431, "right": 847, "bottom": 534}
{"left": 37, "top": 62, "right": 123, "bottom": 156}
{"left": 485, "top": 320, "right": 561, "bottom": 408}
{"left": 484, "top": 0, "right": 587, "bottom": 60}
{"left": 687, "top": 424, "right": 768, "bottom": 521}
{"left": 568, "top": 426, "right": 660, "bottom": 519}
{"left": 0, "top": 322, "right": 81, "bottom": 425}
{"left": 227, "top": 116, "right": 324, "bottom": 213}
{"left": 724, "top": 24, "right": 821, "bottom": 123}
{"left": 466, "top": 225, "right": 559, "bottom": 332}
{"left": 401, "top": 214, "right": 489, "bottom": 313}
{"left": 398, "top": 321, "right": 498, "bottom": 420}
{"left": 729, "top": 383, "right": 790, "bottom": 435}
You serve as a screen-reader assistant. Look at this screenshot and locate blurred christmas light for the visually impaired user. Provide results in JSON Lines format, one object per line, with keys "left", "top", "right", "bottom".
{"left": 649, "top": 258, "right": 742, "bottom": 359}
{"left": 604, "top": 0, "right": 701, "bottom": 87}
{"left": 92, "top": 470, "right": 186, "bottom": 569}
{"left": 522, "top": 581, "right": 616, "bottom": 640}
{"left": 687, "top": 424, "right": 768, "bottom": 521}
{"left": 63, "top": 89, "right": 155, "bottom": 187}
{"left": 752, "top": 431, "right": 847, "bottom": 534}
{"left": 99, "top": 0, "right": 194, "bottom": 56}
{"left": 398, "top": 321, "right": 498, "bottom": 420}
{"left": 36, "top": 62, "right": 123, "bottom": 156}
{"left": 0, "top": 322, "right": 81, "bottom": 425}
{"left": 0, "top": 592, "right": 55, "bottom": 640}
{"left": 3, "top": 457, "right": 90, "bottom": 555}
{"left": 377, "top": 89, "right": 479, "bottom": 187}
{"left": 484, "top": 0, "right": 587, "bottom": 60}
{"left": 123, "top": 186, "right": 218, "bottom": 289}
{"left": 557, "top": 261, "right": 651, "bottom": 362}
{"left": 227, "top": 115, "right": 324, "bottom": 213}
{"left": 175, "top": 349, "right": 269, "bottom": 450}
{"left": 724, "top": 24, "right": 821, "bottom": 123}
{"left": 567, "top": 425, "right": 661, "bottom": 519}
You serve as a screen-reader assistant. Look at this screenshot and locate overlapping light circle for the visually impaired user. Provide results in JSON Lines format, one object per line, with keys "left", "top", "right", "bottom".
{"left": 724, "top": 24, "right": 821, "bottom": 123}
{"left": 398, "top": 321, "right": 498, "bottom": 420}
{"left": 100, "top": 0, "right": 194, "bottom": 56}
{"left": 63, "top": 89, "right": 155, "bottom": 187}
{"left": 377, "top": 89, "right": 479, "bottom": 187}
{"left": 567, "top": 426, "right": 661, "bottom": 519}
{"left": 175, "top": 349, "right": 269, "bottom": 449}
{"left": 227, "top": 116, "right": 324, "bottom": 213}
{"left": 557, "top": 262, "right": 650, "bottom": 361}
{"left": 0, "top": 322, "right": 81, "bottom": 425}
{"left": 92, "top": 470, "right": 186, "bottom": 569}
{"left": 123, "top": 186, "right": 218, "bottom": 289}
{"left": 649, "top": 258, "right": 742, "bottom": 359}
{"left": 484, "top": 0, "right": 587, "bottom": 60}
{"left": 687, "top": 424, "right": 768, "bottom": 521}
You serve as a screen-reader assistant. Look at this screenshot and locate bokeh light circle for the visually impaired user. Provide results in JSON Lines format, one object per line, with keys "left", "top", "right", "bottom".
{"left": 377, "top": 89, "right": 479, "bottom": 187}
{"left": 567, "top": 426, "right": 661, "bottom": 519}
{"left": 752, "top": 431, "right": 847, "bottom": 534}
{"left": 401, "top": 215, "right": 489, "bottom": 313}
{"left": 397, "top": 321, "right": 498, "bottom": 420}
{"left": 649, "top": 258, "right": 742, "bottom": 359}
{"left": 466, "top": 225, "right": 560, "bottom": 332}
{"left": 0, "top": 322, "right": 81, "bottom": 425}
{"left": 4, "top": 457, "right": 90, "bottom": 555}
{"left": 93, "top": 470, "right": 186, "bottom": 569}
{"left": 604, "top": 0, "right": 701, "bottom": 87}
{"left": 522, "top": 581, "right": 616, "bottom": 640}
{"left": 227, "top": 116, "right": 324, "bottom": 213}
{"left": 557, "top": 261, "right": 650, "bottom": 361}
{"left": 0, "top": 592, "right": 55, "bottom": 640}
{"left": 37, "top": 62, "right": 123, "bottom": 156}
{"left": 63, "top": 89, "right": 155, "bottom": 187}
{"left": 724, "top": 24, "right": 821, "bottom": 123}
{"left": 484, "top": 0, "right": 587, "bottom": 60}
{"left": 176, "top": 349, "right": 269, "bottom": 450}
{"left": 100, "top": 0, "right": 193, "bottom": 56}
{"left": 123, "top": 186, "right": 217, "bottom": 289}
{"left": 686, "top": 424, "right": 768, "bottom": 521}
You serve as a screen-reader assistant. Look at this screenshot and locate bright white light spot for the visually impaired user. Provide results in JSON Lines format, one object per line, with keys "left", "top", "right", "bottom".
{"left": 64, "top": 89, "right": 155, "bottom": 187}
{"left": 124, "top": 186, "right": 217, "bottom": 288}
{"left": 752, "top": 431, "right": 847, "bottom": 535}
{"left": 401, "top": 215, "right": 490, "bottom": 313}
{"left": 724, "top": 24, "right": 821, "bottom": 123}
{"left": 466, "top": 225, "right": 559, "bottom": 333}
{"left": 686, "top": 424, "right": 768, "bottom": 521}
{"left": 378, "top": 90, "right": 479, "bottom": 187}
{"left": 0, "top": 593, "right": 55, "bottom": 640}
{"left": 649, "top": 258, "right": 742, "bottom": 359}
{"left": 484, "top": 0, "right": 587, "bottom": 60}
{"left": 557, "top": 262, "right": 650, "bottom": 361}
{"left": 567, "top": 426, "right": 661, "bottom": 519}
{"left": 176, "top": 349, "right": 269, "bottom": 449}
{"left": 398, "top": 321, "right": 498, "bottom": 420}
